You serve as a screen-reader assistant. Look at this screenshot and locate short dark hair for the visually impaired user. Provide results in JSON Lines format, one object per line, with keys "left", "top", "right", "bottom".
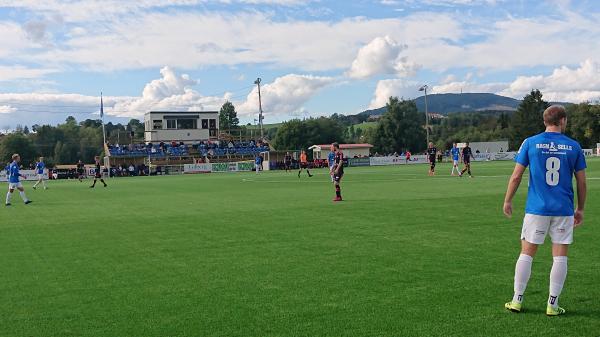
{"left": 332, "top": 142, "right": 340, "bottom": 149}
{"left": 543, "top": 105, "right": 567, "bottom": 126}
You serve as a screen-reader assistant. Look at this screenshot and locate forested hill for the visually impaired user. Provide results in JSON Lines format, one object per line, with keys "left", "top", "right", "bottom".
{"left": 360, "top": 93, "right": 526, "bottom": 116}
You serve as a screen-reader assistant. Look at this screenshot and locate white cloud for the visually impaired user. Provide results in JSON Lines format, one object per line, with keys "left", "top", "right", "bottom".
{"left": 0, "top": 105, "right": 17, "bottom": 114}
{"left": 369, "top": 79, "right": 419, "bottom": 108}
{"left": 432, "top": 81, "right": 507, "bottom": 94}
{"left": 5, "top": 10, "right": 462, "bottom": 72}
{"left": 238, "top": 74, "right": 335, "bottom": 117}
{"left": 500, "top": 59, "right": 600, "bottom": 102}
{"left": 347, "top": 36, "right": 420, "bottom": 79}
{"left": 0, "top": 67, "right": 333, "bottom": 125}
{"left": 0, "top": 65, "right": 59, "bottom": 81}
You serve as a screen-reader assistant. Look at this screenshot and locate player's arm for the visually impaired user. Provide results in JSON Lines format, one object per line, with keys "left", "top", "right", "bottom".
{"left": 503, "top": 163, "right": 526, "bottom": 218}
{"left": 574, "top": 169, "right": 587, "bottom": 227}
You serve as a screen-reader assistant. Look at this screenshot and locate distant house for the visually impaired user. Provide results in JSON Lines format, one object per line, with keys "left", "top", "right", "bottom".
{"left": 309, "top": 143, "right": 373, "bottom": 159}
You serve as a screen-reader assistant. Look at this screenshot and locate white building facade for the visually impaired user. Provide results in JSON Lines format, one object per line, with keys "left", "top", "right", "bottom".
{"left": 144, "top": 111, "right": 219, "bottom": 143}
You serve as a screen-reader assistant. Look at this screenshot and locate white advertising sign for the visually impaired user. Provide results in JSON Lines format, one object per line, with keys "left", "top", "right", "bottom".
{"left": 0, "top": 169, "right": 49, "bottom": 182}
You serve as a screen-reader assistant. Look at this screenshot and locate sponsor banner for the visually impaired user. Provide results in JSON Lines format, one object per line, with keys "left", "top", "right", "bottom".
{"left": 348, "top": 157, "right": 371, "bottom": 167}
{"left": 583, "top": 149, "right": 594, "bottom": 156}
{"left": 210, "top": 163, "right": 229, "bottom": 172}
{"left": 369, "top": 156, "right": 405, "bottom": 166}
{"left": 370, "top": 155, "right": 428, "bottom": 166}
{"left": 185, "top": 161, "right": 256, "bottom": 173}
{"left": 493, "top": 152, "right": 517, "bottom": 161}
{"left": 405, "top": 155, "right": 428, "bottom": 164}
{"left": 236, "top": 161, "right": 255, "bottom": 172}
{"left": 184, "top": 163, "right": 212, "bottom": 173}
{"left": 0, "top": 169, "right": 49, "bottom": 182}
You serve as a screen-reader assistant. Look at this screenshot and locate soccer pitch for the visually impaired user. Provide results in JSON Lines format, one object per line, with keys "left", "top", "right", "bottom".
{"left": 1, "top": 160, "right": 599, "bottom": 336}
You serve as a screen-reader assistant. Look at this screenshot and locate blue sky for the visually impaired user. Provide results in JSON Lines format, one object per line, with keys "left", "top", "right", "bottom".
{"left": 1, "top": 0, "right": 600, "bottom": 128}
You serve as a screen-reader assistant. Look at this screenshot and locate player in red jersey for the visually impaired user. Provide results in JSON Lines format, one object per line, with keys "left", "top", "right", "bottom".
{"left": 331, "top": 142, "right": 344, "bottom": 202}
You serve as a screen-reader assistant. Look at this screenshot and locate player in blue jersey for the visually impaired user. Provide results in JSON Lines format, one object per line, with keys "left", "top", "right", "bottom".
{"left": 503, "top": 105, "right": 587, "bottom": 316}
{"left": 32, "top": 156, "right": 48, "bottom": 190}
{"left": 254, "top": 154, "right": 263, "bottom": 174}
{"left": 450, "top": 143, "right": 460, "bottom": 176}
{"left": 327, "top": 145, "right": 336, "bottom": 183}
{"left": 5, "top": 154, "right": 32, "bottom": 206}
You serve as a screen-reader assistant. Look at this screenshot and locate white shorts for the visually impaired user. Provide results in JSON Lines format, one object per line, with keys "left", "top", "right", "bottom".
{"left": 453, "top": 159, "right": 459, "bottom": 166}
{"left": 37, "top": 174, "right": 44, "bottom": 179}
{"left": 8, "top": 182, "right": 23, "bottom": 190}
{"left": 521, "top": 214, "right": 574, "bottom": 245}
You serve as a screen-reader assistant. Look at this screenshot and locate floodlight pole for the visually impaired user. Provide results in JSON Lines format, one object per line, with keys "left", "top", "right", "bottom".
{"left": 419, "top": 85, "right": 430, "bottom": 146}
{"left": 255, "top": 78, "right": 264, "bottom": 139}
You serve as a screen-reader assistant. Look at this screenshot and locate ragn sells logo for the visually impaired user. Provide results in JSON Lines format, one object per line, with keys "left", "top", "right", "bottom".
{"left": 535, "top": 142, "right": 572, "bottom": 151}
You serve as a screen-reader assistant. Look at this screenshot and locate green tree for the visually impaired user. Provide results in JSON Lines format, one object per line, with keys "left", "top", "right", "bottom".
{"left": 219, "top": 101, "right": 239, "bottom": 132}
{"left": 273, "top": 117, "right": 345, "bottom": 151}
{"left": 511, "top": 90, "right": 548, "bottom": 147}
{"left": 566, "top": 103, "right": 600, "bottom": 148}
{"left": 0, "top": 133, "right": 36, "bottom": 165}
{"left": 371, "top": 97, "right": 426, "bottom": 153}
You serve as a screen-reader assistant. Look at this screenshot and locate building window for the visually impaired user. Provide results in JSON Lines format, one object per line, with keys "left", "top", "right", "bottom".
{"left": 153, "top": 120, "right": 163, "bottom": 129}
{"left": 177, "top": 119, "right": 197, "bottom": 129}
{"left": 201, "top": 119, "right": 209, "bottom": 129}
{"left": 166, "top": 119, "right": 176, "bottom": 129}
{"left": 209, "top": 119, "right": 216, "bottom": 129}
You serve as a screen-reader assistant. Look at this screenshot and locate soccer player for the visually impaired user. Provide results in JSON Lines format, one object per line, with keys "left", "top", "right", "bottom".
{"left": 427, "top": 142, "right": 437, "bottom": 176}
{"left": 298, "top": 150, "right": 312, "bottom": 178}
{"left": 405, "top": 150, "right": 411, "bottom": 163}
{"left": 327, "top": 145, "right": 336, "bottom": 183}
{"left": 5, "top": 154, "right": 32, "bottom": 206}
{"left": 254, "top": 154, "right": 262, "bottom": 174}
{"left": 32, "top": 156, "right": 48, "bottom": 190}
{"left": 284, "top": 152, "right": 292, "bottom": 172}
{"left": 331, "top": 142, "right": 344, "bottom": 202}
{"left": 459, "top": 142, "right": 473, "bottom": 177}
{"left": 76, "top": 160, "right": 85, "bottom": 182}
{"left": 450, "top": 143, "right": 460, "bottom": 176}
{"left": 90, "top": 156, "right": 107, "bottom": 188}
{"left": 503, "top": 105, "right": 587, "bottom": 316}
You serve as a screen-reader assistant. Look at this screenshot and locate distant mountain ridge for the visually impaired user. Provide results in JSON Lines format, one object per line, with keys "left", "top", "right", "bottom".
{"left": 359, "top": 93, "right": 569, "bottom": 116}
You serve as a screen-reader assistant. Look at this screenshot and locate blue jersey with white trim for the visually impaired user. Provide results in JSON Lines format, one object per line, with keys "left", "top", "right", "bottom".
{"left": 36, "top": 161, "right": 45, "bottom": 174}
{"left": 8, "top": 161, "right": 20, "bottom": 183}
{"left": 328, "top": 151, "right": 335, "bottom": 167}
{"left": 515, "top": 132, "right": 586, "bottom": 216}
{"left": 451, "top": 147, "right": 460, "bottom": 160}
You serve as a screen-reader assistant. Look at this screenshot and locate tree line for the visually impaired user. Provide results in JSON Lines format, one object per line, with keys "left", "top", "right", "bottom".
{"left": 1, "top": 90, "right": 598, "bottom": 166}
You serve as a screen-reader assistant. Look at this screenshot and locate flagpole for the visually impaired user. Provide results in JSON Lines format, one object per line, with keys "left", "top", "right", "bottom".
{"left": 101, "top": 92, "right": 107, "bottom": 147}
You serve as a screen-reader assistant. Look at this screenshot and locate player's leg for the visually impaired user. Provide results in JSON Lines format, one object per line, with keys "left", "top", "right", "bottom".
{"left": 41, "top": 177, "right": 47, "bottom": 189}
{"left": 90, "top": 178, "right": 97, "bottom": 188}
{"left": 6, "top": 186, "right": 14, "bottom": 205}
{"left": 333, "top": 175, "right": 342, "bottom": 201}
{"left": 17, "top": 185, "right": 31, "bottom": 204}
{"left": 546, "top": 216, "right": 573, "bottom": 316}
{"left": 100, "top": 178, "right": 107, "bottom": 187}
{"left": 298, "top": 166, "right": 302, "bottom": 177}
{"left": 307, "top": 167, "right": 312, "bottom": 177}
{"left": 467, "top": 163, "right": 472, "bottom": 177}
{"left": 506, "top": 214, "right": 547, "bottom": 312}
{"left": 33, "top": 177, "right": 41, "bottom": 189}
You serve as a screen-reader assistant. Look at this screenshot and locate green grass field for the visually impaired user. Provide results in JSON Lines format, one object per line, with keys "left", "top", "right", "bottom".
{"left": 1, "top": 159, "right": 599, "bottom": 336}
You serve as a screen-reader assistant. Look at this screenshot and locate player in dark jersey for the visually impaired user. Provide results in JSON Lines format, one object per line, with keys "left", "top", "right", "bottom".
{"left": 331, "top": 142, "right": 344, "bottom": 202}
{"left": 76, "top": 160, "right": 85, "bottom": 182}
{"left": 427, "top": 142, "right": 437, "bottom": 176}
{"left": 90, "top": 156, "right": 107, "bottom": 188}
{"left": 284, "top": 152, "right": 292, "bottom": 172}
{"left": 460, "top": 142, "right": 474, "bottom": 177}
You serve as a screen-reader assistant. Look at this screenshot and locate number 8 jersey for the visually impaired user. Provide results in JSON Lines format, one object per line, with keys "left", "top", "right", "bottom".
{"left": 515, "top": 132, "right": 586, "bottom": 216}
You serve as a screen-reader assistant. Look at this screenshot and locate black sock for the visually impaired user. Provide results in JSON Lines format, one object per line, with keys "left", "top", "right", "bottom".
{"left": 335, "top": 185, "right": 341, "bottom": 198}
